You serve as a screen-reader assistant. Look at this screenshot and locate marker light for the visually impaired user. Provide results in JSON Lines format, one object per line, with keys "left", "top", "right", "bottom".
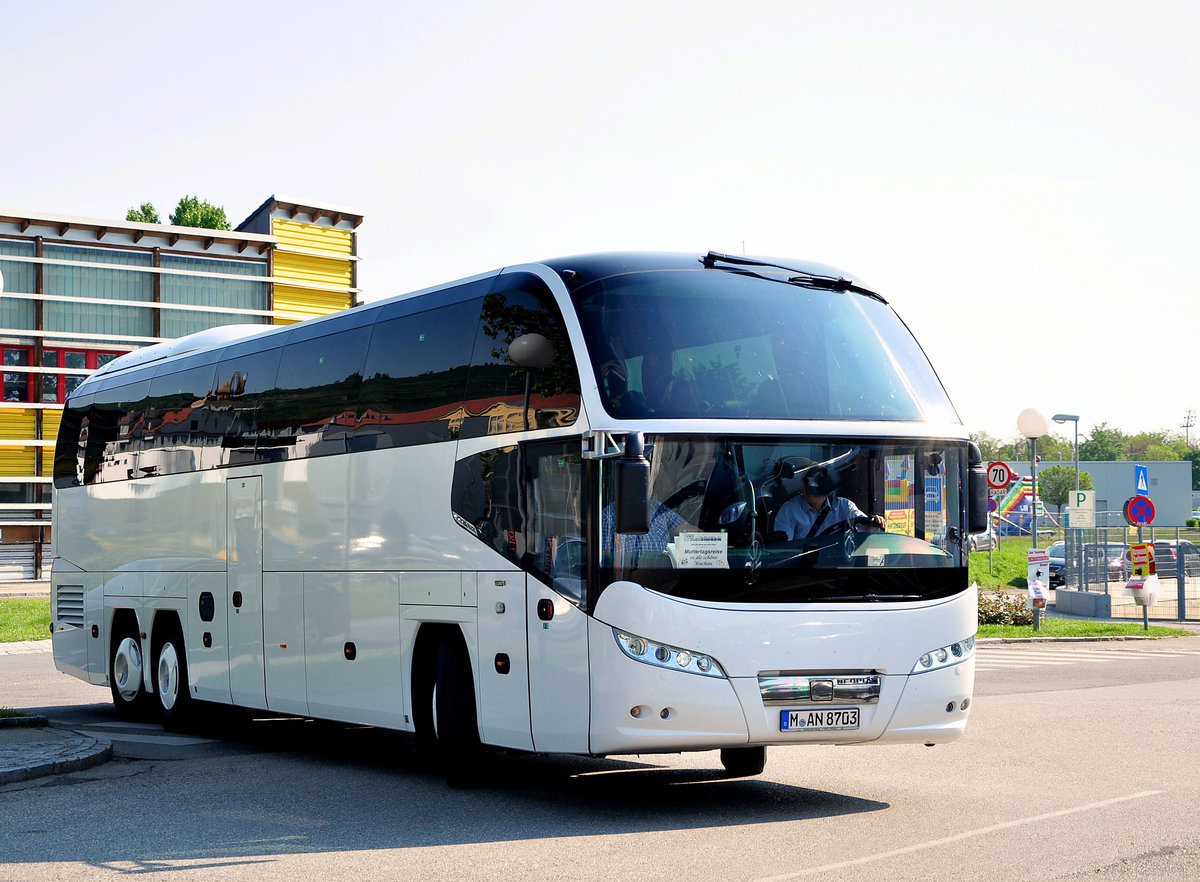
{"left": 614, "top": 630, "right": 725, "bottom": 678}
{"left": 913, "top": 635, "right": 975, "bottom": 674}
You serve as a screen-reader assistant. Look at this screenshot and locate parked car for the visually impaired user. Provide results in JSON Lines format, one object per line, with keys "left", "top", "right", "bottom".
{"left": 1045, "top": 541, "right": 1066, "bottom": 587}
{"left": 968, "top": 524, "right": 998, "bottom": 552}
{"left": 1085, "top": 542, "right": 1128, "bottom": 581}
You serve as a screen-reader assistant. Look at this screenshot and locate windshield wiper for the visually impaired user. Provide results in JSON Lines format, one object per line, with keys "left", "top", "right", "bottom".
{"left": 701, "top": 251, "right": 885, "bottom": 302}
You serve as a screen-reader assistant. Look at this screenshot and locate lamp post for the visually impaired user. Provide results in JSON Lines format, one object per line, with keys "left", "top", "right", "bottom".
{"left": 1018, "top": 408, "right": 1050, "bottom": 631}
{"left": 1052, "top": 413, "right": 1080, "bottom": 492}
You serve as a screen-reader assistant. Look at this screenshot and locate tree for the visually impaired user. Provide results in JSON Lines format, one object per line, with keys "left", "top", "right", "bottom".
{"left": 125, "top": 202, "right": 161, "bottom": 224}
{"left": 1037, "top": 465, "right": 1095, "bottom": 514}
{"left": 1183, "top": 448, "right": 1200, "bottom": 491}
{"left": 169, "top": 195, "right": 231, "bottom": 231}
{"left": 1078, "top": 422, "right": 1125, "bottom": 461}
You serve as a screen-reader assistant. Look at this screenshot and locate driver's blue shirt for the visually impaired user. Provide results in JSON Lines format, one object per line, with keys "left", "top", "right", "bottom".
{"left": 602, "top": 501, "right": 686, "bottom": 561}
{"left": 775, "top": 493, "right": 866, "bottom": 541}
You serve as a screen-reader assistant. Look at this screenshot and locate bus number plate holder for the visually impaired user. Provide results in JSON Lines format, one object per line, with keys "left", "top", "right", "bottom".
{"left": 780, "top": 707, "right": 859, "bottom": 731}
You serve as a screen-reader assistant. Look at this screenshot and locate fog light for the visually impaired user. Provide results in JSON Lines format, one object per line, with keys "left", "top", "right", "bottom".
{"left": 676, "top": 650, "right": 692, "bottom": 668}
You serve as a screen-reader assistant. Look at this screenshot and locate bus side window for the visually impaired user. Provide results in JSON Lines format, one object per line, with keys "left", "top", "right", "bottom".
{"left": 451, "top": 446, "right": 523, "bottom": 566}
{"left": 359, "top": 295, "right": 483, "bottom": 450}
{"left": 274, "top": 325, "right": 372, "bottom": 458}
{"left": 451, "top": 441, "right": 586, "bottom": 604}
{"left": 460, "top": 275, "right": 580, "bottom": 439}
{"left": 525, "top": 441, "right": 585, "bottom": 603}
{"left": 212, "top": 347, "right": 282, "bottom": 466}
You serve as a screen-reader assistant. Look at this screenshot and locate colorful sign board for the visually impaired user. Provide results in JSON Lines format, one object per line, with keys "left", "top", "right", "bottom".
{"left": 1129, "top": 543, "right": 1152, "bottom": 577}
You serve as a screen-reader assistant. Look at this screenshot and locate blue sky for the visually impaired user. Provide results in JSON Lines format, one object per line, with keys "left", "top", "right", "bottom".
{"left": 4, "top": 0, "right": 1197, "bottom": 442}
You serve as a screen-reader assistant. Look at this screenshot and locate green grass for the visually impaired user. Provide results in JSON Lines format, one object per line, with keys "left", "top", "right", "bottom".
{"left": 978, "top": 617, "right": 1192, "bottom": 639}
{"left": 969, "top": 535, "right": 1045, "bottom": 591}
{"left": 0, "top": 706, "right": 31, "bottom": 718}
{"left": 0, "top": 598, "right": 51, "bottom": 643}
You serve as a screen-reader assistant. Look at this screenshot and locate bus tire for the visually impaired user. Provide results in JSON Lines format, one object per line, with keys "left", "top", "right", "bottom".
{"left": 109, "top": 621, "right": 152, "bottom": 721}
{"left": 720, "top": 746, "right": 767, "bottom": 777}
{"left": 434, "top": 636, "right": 483, "bottom": 787}
{"left": 153, "top": 621, "right": 193, "bottom": 731}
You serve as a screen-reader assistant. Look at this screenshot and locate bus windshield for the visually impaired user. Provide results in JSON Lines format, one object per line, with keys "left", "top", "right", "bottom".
{"left": 572, "top": 266, "right": 958, "bottom": 423}
{"left": 600, "top": 435, "right": 970, "bottom": 604}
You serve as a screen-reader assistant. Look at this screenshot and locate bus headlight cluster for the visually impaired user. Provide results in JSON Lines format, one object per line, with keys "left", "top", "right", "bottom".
{"left": 912, "top": 635, "right": 975, "bottom": 674}
{"left": 614, "top": 629, "right": 725, "bottom": 678}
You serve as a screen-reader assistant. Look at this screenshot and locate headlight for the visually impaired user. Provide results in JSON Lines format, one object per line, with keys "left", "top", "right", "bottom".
{"left": 614, "top": 629, "right": 726, "bottom": 678}
{"left": 913, "top": 635, "right": 975, "bottom": 674}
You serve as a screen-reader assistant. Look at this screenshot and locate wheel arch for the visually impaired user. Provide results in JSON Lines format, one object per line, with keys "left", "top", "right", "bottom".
{"left": 410, "top": 622, "right": 474, "bottom": 744}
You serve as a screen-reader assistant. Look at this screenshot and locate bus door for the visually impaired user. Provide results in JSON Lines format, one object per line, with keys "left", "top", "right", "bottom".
{"left": 527, "top": 577, "right": 590, "bottom": 753}
{"left": 227, "top": 476, "right": 267, "bottom": 709}
{"left": 475, "top": 571, "right": 533, "bottom": 751}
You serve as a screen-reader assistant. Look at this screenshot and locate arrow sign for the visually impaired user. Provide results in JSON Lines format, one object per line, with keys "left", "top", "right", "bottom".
{"left": 1134, "top": 464, "right": 1149, "bottom": 495}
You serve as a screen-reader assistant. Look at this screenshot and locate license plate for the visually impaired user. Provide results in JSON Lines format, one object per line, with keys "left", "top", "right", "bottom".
{"left": 780, "top": 707, "right": 860, "bottom": 731}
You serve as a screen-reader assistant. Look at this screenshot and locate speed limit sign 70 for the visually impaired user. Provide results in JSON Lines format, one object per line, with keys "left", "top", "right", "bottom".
{"left": 987, "top": 461, "right": 1014, "bottom": 490}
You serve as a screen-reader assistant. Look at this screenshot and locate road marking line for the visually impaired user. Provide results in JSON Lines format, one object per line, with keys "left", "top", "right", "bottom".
{"left": 752, "top": 790, "right": 1162, "bottom": 881}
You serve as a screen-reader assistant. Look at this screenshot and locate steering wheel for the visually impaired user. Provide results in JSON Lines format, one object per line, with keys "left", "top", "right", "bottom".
{"left": 818, "top": 515, "right": 883, "bottom": 537}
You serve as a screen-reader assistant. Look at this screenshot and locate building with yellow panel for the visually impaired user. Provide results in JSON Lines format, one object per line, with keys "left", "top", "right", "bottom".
{"left": 0, "top": 196, "right": 362, "bottom": 579}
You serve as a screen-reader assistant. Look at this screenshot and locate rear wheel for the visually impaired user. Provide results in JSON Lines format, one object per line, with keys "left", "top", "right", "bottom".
{"left": 720, "top": 746, "right": 767, "bottom": 777}
{"left": 153, "top": 625, "right": 193, "bottom": 730}
{"left": 434, "top": 637, "right": 483, "bottom": 787}
{"left": 109, "top": 626, "right": 152, "bottom": 721}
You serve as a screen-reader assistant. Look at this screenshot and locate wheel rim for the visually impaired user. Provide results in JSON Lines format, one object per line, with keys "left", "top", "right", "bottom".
{"left": 113, "top": 637, "right": 143, "bottom": 702}
{"left": 157, "top": 642, "right": 180, "bottom": 711}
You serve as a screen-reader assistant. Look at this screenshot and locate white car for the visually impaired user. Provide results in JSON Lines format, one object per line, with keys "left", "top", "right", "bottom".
{"left": 967, "top": 524, "right": 997, "bottom": 552}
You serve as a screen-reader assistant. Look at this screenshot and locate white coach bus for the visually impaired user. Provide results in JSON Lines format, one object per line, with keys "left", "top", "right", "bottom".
{"left": 51, "top": 251, "right": 985, "bottom": 783}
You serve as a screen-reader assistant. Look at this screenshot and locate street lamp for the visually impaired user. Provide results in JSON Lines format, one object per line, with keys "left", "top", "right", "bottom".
{"left": 1018, "top": 408, "right": 1050, "bottom": 548}
{"left": 1052, "top": 413, "right": 1080, "bottom": 493}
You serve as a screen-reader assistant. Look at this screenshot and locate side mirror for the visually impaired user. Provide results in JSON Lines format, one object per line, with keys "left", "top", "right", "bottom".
{"left": 967, "top": 442, "right": 988, "bottom": 534}
{"left": 615, "top": 432, "right": 650, "bottom": 534}
{"left": 508, "top": 333, "right": 555, "bottom": 369}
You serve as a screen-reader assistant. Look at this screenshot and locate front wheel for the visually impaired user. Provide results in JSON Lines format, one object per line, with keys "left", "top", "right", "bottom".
{"left": 153, "top": 627, "right": 193, "bottom": 731}
{"left": 434, "top": 638, "right": 484, "bottom": 787}
{"left": 720, "top": 745, "right": 767, "bottom": 777}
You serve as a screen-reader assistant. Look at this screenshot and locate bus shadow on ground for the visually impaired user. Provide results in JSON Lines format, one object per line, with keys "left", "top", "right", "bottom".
{"left": 0, "top": 709, "right": 890, "bottom": 869}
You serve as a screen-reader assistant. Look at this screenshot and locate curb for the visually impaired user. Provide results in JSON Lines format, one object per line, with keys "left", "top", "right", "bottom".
{"left": 978, "top": 635, "right": 1166, "bottom": 644}
{"left": 0, "top": 714, "right": 51, "bottom": 728}
{"left": 0, "top": 727, "right": 113, "bottom": 786}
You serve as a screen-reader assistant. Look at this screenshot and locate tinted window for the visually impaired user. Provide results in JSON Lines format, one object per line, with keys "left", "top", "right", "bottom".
{"left": 212, "top": 347, "right": 282, "bottom": 465}
{"left": 460, "top": 274, "right": 580, "bottom": 439}
{"left": 450, "top": 440, "right": 586, "bottom": 603}
{"left": 141, "top": 362, "right": 220, "bottom": 475}
{"left": 88, "top": 380, "right": 151, "bottom": 482}
{"left": 358, "top": 297, "right": 481, "bottom": 449}
{"left": 273, "top": 326, "right": 372, "bottom": 457}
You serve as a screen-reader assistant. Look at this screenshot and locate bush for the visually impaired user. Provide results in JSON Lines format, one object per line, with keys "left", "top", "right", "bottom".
{"left": 978, "top": 591, "right": 1033, "bottom": 626}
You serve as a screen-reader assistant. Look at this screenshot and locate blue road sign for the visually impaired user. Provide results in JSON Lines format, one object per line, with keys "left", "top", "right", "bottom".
{"left": 1134, "top": 464, "right": 1149, "bottom": 496}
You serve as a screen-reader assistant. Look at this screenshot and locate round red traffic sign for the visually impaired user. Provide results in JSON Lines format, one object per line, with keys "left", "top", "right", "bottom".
{"left": 1123, "top": 495, "right": 1155, "bottom": 526}
{"left": 986, "top": 461, "right": 1014, "bottom": 490}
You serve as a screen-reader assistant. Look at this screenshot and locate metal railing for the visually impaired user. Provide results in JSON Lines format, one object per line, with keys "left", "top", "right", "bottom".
{"left": 1063, "top": 527, "right": 1199, "bottom": 621}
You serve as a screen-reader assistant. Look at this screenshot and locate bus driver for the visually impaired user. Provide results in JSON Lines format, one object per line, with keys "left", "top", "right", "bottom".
{"left": 773, "top": 455, "right": 884, "bottom": 540}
